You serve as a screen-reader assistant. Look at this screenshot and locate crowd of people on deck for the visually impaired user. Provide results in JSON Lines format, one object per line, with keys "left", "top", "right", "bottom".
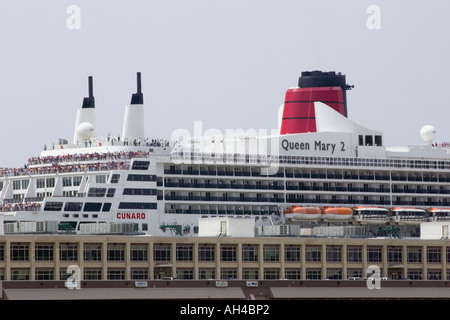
{"left": 27, "top": 150, "right": 149, "bottom": 165}
{"left": 0, "top": 151, "right": 150, "bottom": 178}
{"left": 0, "top": 202, "right": 41, "bottom": 212}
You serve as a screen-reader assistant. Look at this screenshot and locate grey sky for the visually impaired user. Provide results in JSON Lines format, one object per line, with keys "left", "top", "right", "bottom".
{"left": 1, "top": 0, "right": 449, "bottom": 167}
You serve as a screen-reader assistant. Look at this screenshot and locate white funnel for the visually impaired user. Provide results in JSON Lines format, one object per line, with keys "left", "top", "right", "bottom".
{"left": 73, "top": 76, "right": 96, "bottom": 145}
{"left": 122, "top": 72, "right": 145, "bottom": 144}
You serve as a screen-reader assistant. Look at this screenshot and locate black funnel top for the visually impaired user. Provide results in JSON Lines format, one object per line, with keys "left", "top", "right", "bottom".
{"left": 81, "top": 76, "right": 95, "bottom": 108}
{"left": 298, "top": 71, "right": 353, "bottom": 117}
{"left": 130, "top": 72, "right": 144, "bottom": 105}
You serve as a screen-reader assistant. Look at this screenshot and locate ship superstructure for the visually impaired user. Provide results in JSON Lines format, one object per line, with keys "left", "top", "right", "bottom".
{"left": 1, "top": 71, "right": 450, "bottom": 236}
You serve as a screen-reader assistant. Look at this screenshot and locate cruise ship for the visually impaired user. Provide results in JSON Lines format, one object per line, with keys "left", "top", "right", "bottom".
{"left": 1, "top": 70, "right": 450, "bottom": 237}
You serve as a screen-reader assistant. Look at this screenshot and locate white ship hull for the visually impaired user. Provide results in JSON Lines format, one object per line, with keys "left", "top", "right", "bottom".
{"left": 2, "top": 71, "right": 450, "bottom": 236}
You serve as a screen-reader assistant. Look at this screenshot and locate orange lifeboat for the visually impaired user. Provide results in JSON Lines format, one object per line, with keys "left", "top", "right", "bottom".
{"left": 321, "top": 207, "right": 353, "bottom": 221}
{"left": 391, "top": 207, "right": 426, "bottom": 224}
{"left": 428, "top": 208, "right": 450, "bottom": 221}
{"left": 353, "top": 206, "right": 389, "bottom": 224}
{"left": 284, "top": 206, "right": 321, "bottom": 221}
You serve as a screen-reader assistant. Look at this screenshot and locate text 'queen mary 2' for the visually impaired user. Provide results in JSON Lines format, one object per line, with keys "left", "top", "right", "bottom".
{"left": 1, "top": 71, "right": 450, "bottom": 236}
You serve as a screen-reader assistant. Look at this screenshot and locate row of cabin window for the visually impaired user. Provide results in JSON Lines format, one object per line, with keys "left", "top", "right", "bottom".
{"left": 9, "top": 173, "right": 156, "bottom": 191}
{"left": 44, "top": 202, "right": 157, "bottom": 212}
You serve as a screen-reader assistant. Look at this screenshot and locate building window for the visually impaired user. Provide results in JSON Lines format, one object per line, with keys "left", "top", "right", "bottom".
{"left": 198, "top": 244, "right": 215, "bottom": 262}
{"left": 177, "top": 269, "right": 194, "bottom": 279}
{"left": 306, "top": 246, "right": 321, "bottom": 262}
{"left": 131, "top": 244, "right": 148, "bottom": 261}
{"left": 84, "top": 244, "right": 102, "bottom": 261}
{"left": 347, "top": 246, "right": 362, "bottom": 263}
{"left": 35, "top": 244, "right": 54, "bottom": 261}
{"left": 326, "top": 246, "right": 342, "bottom": 262}
{"left": 11, "top": 269, "right": 29, "bottom": 280}
{"left": 60, "top": 244, "right": 78, "bottom": 261}
{"left": 10, "top": 243, "right": 29, "bottom": 261}
{"left": 408, "top": 270, "right": 423, "bottom": 280}
{"left": 285, "top": 269, "right": 301, "bottom": 280}
{"left": 264, "top": 269, "right": 280, "bottom": 280}
{"left": 221, "top": 269, "right": 237, "bottom": 280}
{"left": 347, "top": 269, "right": 363, "bottom": 279}
{"left": 263, "top": 245, "right": 280, "bottom": 262}
{"left": 327, "top": 269, "right": 342, "bottom": 280}
{"left": 242, "top": 245, "right": 258, "bottom": 262}
{"left": 84, "top": 269, "right": 102, "bottom": 280}
{"left": 199, "top": 269, "right": 216, "bottom": 280}
{"left": 176, "top": 245, "right": 193, "bottom": 261}
{"left": 107, "top": 244, "right": 125, "bottom": 261}
{"left": 154, "top": 244, "right": 171, "bottom": 262}
{"left": 407, "top": 247, "right": 422, "bottom": 263}
{"left": 427, "top": 248, "right": 441, "bottom": 263}
{"left": 285, "top": 245, "right": 301, "bottom": 262}
{"left": 388, "top": 247, "right": 402, "bottom": 263}
{"left": 242, "top": 269, "right": 259, "bottom": 280}
{"left": 428, "top": 270, "right": 442, "bottom": 280}
{"left": 221, "top": 245, "right": 237, "bottom": 262}
{"left": 35, "top": 269, "right": 54, "bottom": 280}
{"left": 367, "top": 246, "right": 382, "bottom": 263}
{"left": 108, "top": 269, "right": 125, "bottom": 280}
{"left": 306, "top": 269, "right": 321, "bottom": 280}
{"left": 131, "top": 269, "right": 148, "bottom": 280}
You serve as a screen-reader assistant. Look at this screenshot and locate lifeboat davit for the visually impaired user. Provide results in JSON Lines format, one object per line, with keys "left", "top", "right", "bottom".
{"left": 321, "top": 207, "right": 353, "bottom": 221}
{"left": 284, "top": 206, "right": 321, "bottom": 221}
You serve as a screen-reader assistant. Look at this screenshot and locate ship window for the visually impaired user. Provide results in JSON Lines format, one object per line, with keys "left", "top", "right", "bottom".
{"left": 106, "top": 188, "right": 116, "bottom": 197}
{"left": 44, "top": 202, "right": 63, "bottom": 211}
{"left": 111, "top": 174, "right": 120, "bottom": 183}
{"left": 64, "top": 202, "right": 83, "bottom": 211}
{"left": 375, "top": 135, "right": 382, "bottom": 146}
{"left": 96, "top": 175, "right": 108, "bottom": 183}
{"left": 46, "top": 178, "right": 55, "bottom": 188}
{"left": 123, "top": 188, "right": 157, "bottom": 196}
{"left": 132, "top": 161, "right": 150, "bottom": 170}
{"left": 73, "top": 176, "right": 82, "bottom": 186}
{"left": 36, "top": 178, "right": 45, "bottom": 188}
{"left": 88, "top": 188, "right": 107, "bottom": 197}
{"left": 365, "top": 135, "right": 373, "bottom": 146}
{"left": 102, "top": 203, "right": 112, "bottom": 212}
{"left": 13, "top": 180, "right": 21, "bottom": 190}
{"left": 118, "top": 202, "right": 157, "bottom": 210}
{"left": 127, "top": 174, "right": 157, "bottom": 182}
{"left": 83, "top": 203, "right": 102, "bottom": 212}
{"left": 358, "top": 135, "right": 363, "bottom": 146}
{"left": 63, "top": 177, "right": 72, "bottom": 187}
